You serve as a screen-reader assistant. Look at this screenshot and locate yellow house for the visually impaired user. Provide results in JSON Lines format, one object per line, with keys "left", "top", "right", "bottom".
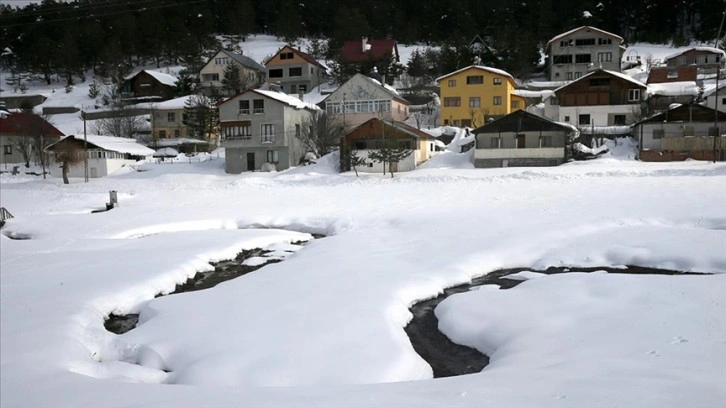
{"left": 436, "top": 65, "right": 525, "bottom": 128}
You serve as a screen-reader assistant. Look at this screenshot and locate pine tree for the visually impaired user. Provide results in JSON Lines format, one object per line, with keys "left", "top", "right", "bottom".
{"left": 182, "top": 94, "right": 220, "bottom": 141}
{"left": 221, "top": 64, "right": 242, "bottom": 95}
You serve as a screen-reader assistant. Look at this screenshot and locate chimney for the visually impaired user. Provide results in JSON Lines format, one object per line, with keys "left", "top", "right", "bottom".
{"left": 362, "top": 37, "right": 368, "bottom": 53}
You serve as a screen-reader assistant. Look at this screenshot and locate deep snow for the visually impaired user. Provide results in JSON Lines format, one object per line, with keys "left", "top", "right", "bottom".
{"left": 2, "top": 148, "right": 725, "bottom": 407}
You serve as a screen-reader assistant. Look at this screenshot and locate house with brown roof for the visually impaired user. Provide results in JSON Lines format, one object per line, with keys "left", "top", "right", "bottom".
{"left": 339, "top": 117, "right": 436, "bottom": 173}
{"left": 0, "top": 112, "right": 64, "bottom": 165}
{"left": 338, "top": 38, "right": 401, "bottom": 84}
{"left": 265, "top": 45, "right": 327, "bottom": 95}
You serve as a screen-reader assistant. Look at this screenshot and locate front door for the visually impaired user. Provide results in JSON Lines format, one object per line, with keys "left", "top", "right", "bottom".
{"left": 516, "top": 134, "right": 525, "bottom": 148}
{"left": 246, "top": 152, "right": 255, "bottom": 171}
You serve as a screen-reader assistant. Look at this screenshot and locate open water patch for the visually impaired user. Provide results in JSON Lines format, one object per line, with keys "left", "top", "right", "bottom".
{"left": 405, "top": 265, "right": 710, "bottom": 379}
{"left": 105, "top": 239, "right": 320, "bottom": 335}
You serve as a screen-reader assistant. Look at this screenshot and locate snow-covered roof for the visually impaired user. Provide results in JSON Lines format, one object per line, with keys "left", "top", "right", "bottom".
{"left": 155, "top": 138, "right": 210, "bottom": 147}
{"left": 663, "top": 47, "right": 726, "bottom": 62}
{"left": 702, "top": 82, "right": 726, "bottom": 97}
{"left": 554, "top": 69, "right": 646, "bottom": 93}
{"left": 153, "top": 147, "right": 179, "bottom": 157}
{"left": 125, "top": 70, "right": 178, "bottom": 87}
{"left": 435, "top": 65, "right": 515, "bottom": 84}
{"left": 547, "top": 26, "right": 623, "bottom": 46}
{"left": 513, "top": 89, "right": 554, "bottom": 99}
{"left": 252, "top": 89, "right": 321, "bottom": 110}
{"left": 151, "top": 95, "right": 194, "bottom": 110}
{"left": 50, "top": 135, "right": 155, "bottom": 156}
{"left": 647, "top": 81, "right": 699, "bottom": 97}
{"left": 579, "top": 125, "right": 632, "bottom": 135}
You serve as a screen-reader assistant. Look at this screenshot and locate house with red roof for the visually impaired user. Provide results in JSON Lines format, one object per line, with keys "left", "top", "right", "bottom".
{"left": 0, "top": 112, "right": 64, "bottom": 166}
{"left": 265, "top": 45, "right": 327, "bottom": 95}
{"left": 338, "top": 38, "right": 401, "bottom": 84}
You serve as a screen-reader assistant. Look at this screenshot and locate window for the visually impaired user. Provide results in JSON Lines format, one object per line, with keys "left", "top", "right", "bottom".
{"left": 575, "top": 54, "right": 591, "bottom": 64}
{"left": 589, "top": 77, "right": 610, "bottom": 87}
{"left": 290, "top": 85, "right": 297, "bottom": 93}
{"left": 490, "top": 137, "right": 501, "bottom": 148}
{"left": 261, "top": 124, "right": 275, "bottom": 143}
{"left": 578, "top": 114, "right": 591, "bottom": 125}
{"left": 575, "top": 38, "right": 595, "bottom": 46}
{"left": 560, "top": 40, "right": 572, "bottom": 47}
{"left": 355, "top": 141, "right": 367, "bottom": 149}
{"left": 298, "top": 85, "right": 307, "bottom": 93}
{"left": 174, "top": 129, "right": 180, "bottom": 137}
{"left": 597, "top": 52, "right": 612, "bottom": 62}
{"left": 553, "top": 55, "right": 572, "bottom": 64}
{"left": 550, "top": 97, "right": 559, "bottom": 105}
{"left": 3, "top": 145, "right": 11, "bottom": 154}
{"left": 269, "top": 69, "right": 283, "bottom": 78}
{"left": 253, "top": 99, "right": 264, "bottom": 114}
{"left": 201, "top": 73, "right": 219, "bottom": 82}
{"left": 667, "top": 70, "right": 678, "bottom": 79}
{"left": 466, "top": 75, "right": 483, "bottom": 84}
{"left": 239, "top": 100, "right": 250, "bottom": 114}
{"left": 222, "top": 122, "right": 251, "bottom": 140}
{"left": 628, "top": 89, "right": 641, "bottom": 102}
{"left": 295, "top": 124, "right": 301, "bottom": 139}
{"left": 280, "top": 52, "right": 294, "bottom": 60}
{"left": 443, "top": 97, "right": 461, "bottom": 107}
{"left": 289, "top": 67, "right": 302, "bottom": 76}
{"left": 448, "top": 79, "right": 456, "bottom": 87}
{"left": 167, "top": 112, "right": 175, "bottom": 122}
{"left": 722, "top": 97, "right": 726, "bottom": 105}
{"left": 158, "top": 130, "right": 166, "bottom": 139}
{"left": 266, "top": 150, "right": 279, "bottom": 163}
{"left": 468, "top": 97, "right": 480, "bottom": 108}
{"left": 696, "top": 55, "right": 708, "bottom": 65}
{"left": 399, "top": 141, "right": 412, "bottom": 149}
{"left": 567, "top": 72, "right": 573, "bottom": 80}
{"left": 539, "top": 136, "right": 552, "bottom": 147}
{"left": 564, "top": 116, "right": 570, "bottom": 122}
{"left": 575, "top": 72, "right": 581, "bottom": 79}
{"left": 598, "top": 38, "right": 612, "bottom": 45}
{"left": 493, "top": 77, "right": 502, "bottom": 85}
{"left": 654, "top": 129, "right": 665, "bottom": 139}
{"left": 613, "top": 115, "right": 626, "bottom": 125}
{"left": 511, "top": 100, "right": 520, "bottom": 109}
{"left": 493, "top": 96, "right": 502, "bottom": 105}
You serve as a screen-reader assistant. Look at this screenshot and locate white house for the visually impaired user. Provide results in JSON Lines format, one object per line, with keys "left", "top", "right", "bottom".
{"left": 45, "top": 135, "right": 154, "bottom": 179}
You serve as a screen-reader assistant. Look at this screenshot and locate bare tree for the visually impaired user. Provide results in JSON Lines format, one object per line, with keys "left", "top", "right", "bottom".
{"left": 297, "top": 110, "right": 345, "bottom": 157}
{"left": 14, "top": 137, "right": 33, "bottom": 168}
{"left": 49, "top": 141, "right": 84, "bottom": 184}
{"left": 93, "top": 89, "right": 145, "bottom": 138}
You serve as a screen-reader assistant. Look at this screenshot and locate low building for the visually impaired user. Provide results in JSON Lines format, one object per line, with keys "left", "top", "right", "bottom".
{"left": 121, "top": 70, "right": 178, "bottom": 103}
{"left": 634, "top": 103, "right": 726, "bottom": 161}
{"left": 45, "top": 135, "right": 154, "bottom": 178}
{"left": 0, "top": 112, "right": 64, "bottom": 165}
{"left": 702, "top": 83, "right": 726, "bottom": 113}
{"left": 339, "top": 118, "right": 436, "bottom": 174}
{"left": 472, "top": 109, "right": 577, "bottom": 168}
{"left": 646, "top": 81, "right": 699, "bottom": 113}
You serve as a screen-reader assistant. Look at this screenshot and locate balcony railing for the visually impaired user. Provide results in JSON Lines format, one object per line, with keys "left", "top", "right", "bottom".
{"left": 253, "top": 108, "right": 264, "bottom": 114}
{"left": 260, "top": 135, "right": 275, "bottom": 143}
{"left": 238, "top": 109, "right": 250, "bottom": 115}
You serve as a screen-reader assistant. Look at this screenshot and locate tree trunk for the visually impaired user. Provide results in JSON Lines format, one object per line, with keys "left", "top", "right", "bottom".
{"left": 62, "top": 162, "right": 69, "bottom": 184}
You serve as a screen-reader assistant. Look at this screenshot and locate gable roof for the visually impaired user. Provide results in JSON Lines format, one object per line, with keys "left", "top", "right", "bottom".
{"left": 124, "top": 70, "right": 178, "bottom": 87}
{"left": 663, "top": 46, "right": 726, "bottom": 62}
{"left": 646, "top": 81, "right": 699, "bottom": 97}
{"left": 347, "top": 117, "right": 434, "bottom": 140}
{"left": 435, "top": 65, "right": 516, "bottom": 86}
{"left": 325, "top": 73, "right": 408, "bottom": 105}
{"left": 267, "top": 45, "right": 325, "bottom": 69}
{"left": 46, "top": 135, "right": 154, "bottom": 156}
{"left": 472, "top": 109, "right": 575, "bottom": 134}
{"left": 0, "top": 112, "right": 65, "bottom": 137}
{"left": 341, "top": 38, "right": 398, "bottom": 63}
{"left": 547, "top": 26, "right": 623, "bottom": 46}
{"left": 208, "top": 49, "right": 266, "bottom": 73}
{"left": 219, "top": 88, "right": 319, "bottom": 110}
{"left": 634, "top": 103, "right": 726, "bottom": 125}
{"left": 554, "top": 69, "right": 646, "bottom": 93}
{"left": 703, "top": 82, "right": 726, "bottom": 98}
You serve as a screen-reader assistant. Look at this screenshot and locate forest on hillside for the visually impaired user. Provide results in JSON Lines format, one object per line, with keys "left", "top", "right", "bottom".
{"left": 0, "top": 0, "right": 724, "bottom": 86}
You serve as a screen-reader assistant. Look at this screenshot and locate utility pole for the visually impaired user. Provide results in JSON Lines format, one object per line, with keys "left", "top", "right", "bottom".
{"left": 82, "top": 110, "right": 88, "bottom": 182}
{"left": 714, "top": 6, "right": 726, "bottom": 163}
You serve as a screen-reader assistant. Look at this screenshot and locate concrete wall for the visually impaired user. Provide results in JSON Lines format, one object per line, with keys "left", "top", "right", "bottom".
{"left": 49, "top": 157, "right": 138, "bottom": 179}
{"left": 559, "top": 104, "right": 639, "bottom": 127}
{"left": 351, "top": 149, "right": 416, "bottom": 173}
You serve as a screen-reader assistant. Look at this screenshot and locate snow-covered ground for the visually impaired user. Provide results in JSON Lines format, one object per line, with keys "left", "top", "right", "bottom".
{"left": 1, "top": 148, "right": 725, "bottom": 407}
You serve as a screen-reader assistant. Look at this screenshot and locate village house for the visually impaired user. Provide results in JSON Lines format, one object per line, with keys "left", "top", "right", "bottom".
{"left": 702, "top": 83, "right": 726, "bottom": 113}
{"left": 552, "top": 69, "right": 647, "bottom": 129}
{"left": 0, "top": 112, "right": 64, "bottom": 165}
{"left": 339, "top": 38, "right": 401, "bottom": 84}
{"left": 472, "top": 109, "right": 577, "bottom": 168}
{"left": 634, "top": 103, "right": 726, "bottom": 162}
{"left": 339, "top": 118, "right": 436, "bottom": 174}
{"left": 219, "top": 89, "right": 318, "bottom": 173}
{"left": 436, "top": 65, "right": 525, "bottom": 128}
{"left": 199, "top": 50, "right": 266, "bottom": 96}
{"left": 546, "top": 26, "right": 625, "bottom": 81}
{"left": 265, "top": 45, "right": 327, "bottom": 95}
{"left": 121, "top": 70, "right": 178, "bottom": 103}
{"left": 646, "top": 81, "right": 699, "bottom": 113}
{"left": 44, "top": 135, "right": 154, "bottom": 178}
{"left": 663, "top": 47, "right": 725, "bottom": 76}
{"left": 150, "top": 95, "right": 193, "bottom": 142}
{"left": 323, "top": 73, "right": 409, "bottom": 130}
